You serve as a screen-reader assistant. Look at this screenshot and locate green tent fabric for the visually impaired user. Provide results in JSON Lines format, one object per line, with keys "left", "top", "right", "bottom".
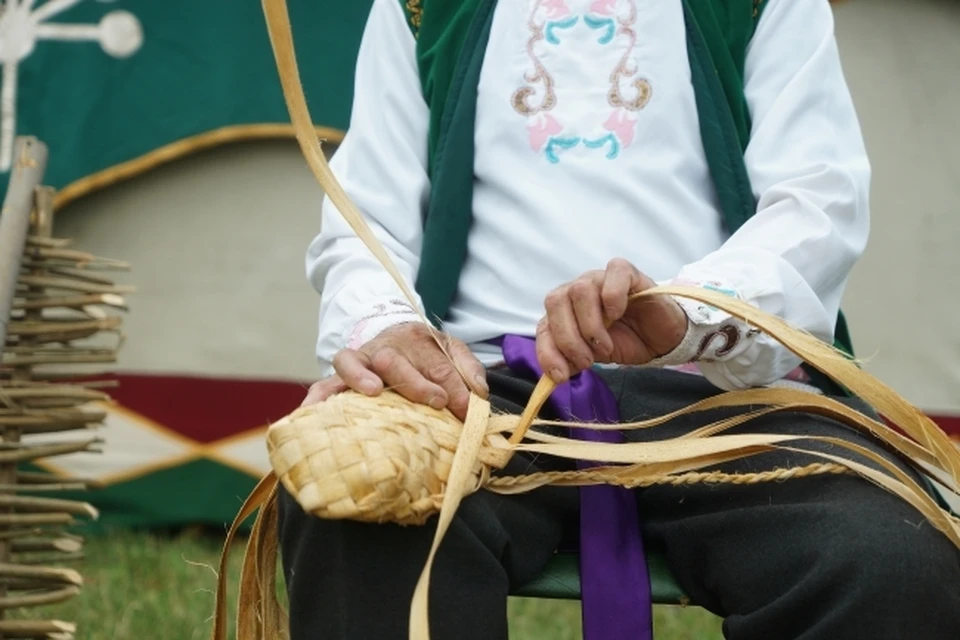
{"left": 0, "top": 0, "right": 374, "bottom": 207}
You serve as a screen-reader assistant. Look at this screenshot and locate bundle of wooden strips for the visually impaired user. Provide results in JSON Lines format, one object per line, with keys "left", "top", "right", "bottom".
{"left": 0, "top": 137, "right": 132, "bottom": 640}
{"left": 210, "top": 2, "right": 960, "bottom": 639}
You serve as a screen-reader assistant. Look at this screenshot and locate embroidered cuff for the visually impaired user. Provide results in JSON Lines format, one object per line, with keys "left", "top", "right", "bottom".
{"left": 646, "top": 279, "right": 758, "bottom": 367}
{"left": 345, "top": 299, "right": 424, "bottom": 351}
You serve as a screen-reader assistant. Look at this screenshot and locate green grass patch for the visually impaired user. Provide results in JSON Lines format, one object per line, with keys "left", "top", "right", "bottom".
{"left": 8, "top": 530, "right": 722, "bottom": 639}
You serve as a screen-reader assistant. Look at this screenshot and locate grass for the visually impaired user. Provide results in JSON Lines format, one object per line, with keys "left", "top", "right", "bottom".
{"left": 8, "top": 529, "right": 723, "bottom": 639}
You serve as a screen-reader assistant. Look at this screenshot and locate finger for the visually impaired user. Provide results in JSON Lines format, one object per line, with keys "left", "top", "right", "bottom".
{"left": 569, "top": 274, "right": 614, "bottom": 360}
{"left": 419, "top": 346, "right": 474, "bottom": 421}
{"left": 369, "top": 346, "right": 448, "bottom": 410}
{"left": 332, "top": 349, "right": 384, "bottom": 396}
{"left": 544, "top": 287, "right": 595, "bottom": 375}
{"left": 536, "top": 317, "right": 571, "bottom": 384}
{"left": 300, "top": 376, "right": 347, "bottom": 406}
{"left": 600, "top": 257, "right": 641, "bottom": 322}
{"left": 447, "top": 338, "right": 489, "bottom": 398}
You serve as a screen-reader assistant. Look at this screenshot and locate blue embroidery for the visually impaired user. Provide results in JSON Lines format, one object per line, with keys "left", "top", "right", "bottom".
{"left": 583, "top": 15, "right": 616, "bottom": 45}
{"left": 582, "top": 134, "right": 621, "bottom": 160}
{"left": 703, "top": 284, "right": 738, "bottom": 298}
{"left": 545, "top": 16, "right": 579, "bottom": 45}
{"left": 515, "top": 3, "right": 647, "bottom": 165}
{"left": 700, "top": 283, "right": 740, "bottom": 312}
{"left": 545, "top": 136, "right": 582, "bottom": 164}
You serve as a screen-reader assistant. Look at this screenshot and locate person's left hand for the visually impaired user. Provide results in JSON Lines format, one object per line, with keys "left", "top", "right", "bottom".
{"left": 536, "top": 258, "right": 688, "bottom": 383}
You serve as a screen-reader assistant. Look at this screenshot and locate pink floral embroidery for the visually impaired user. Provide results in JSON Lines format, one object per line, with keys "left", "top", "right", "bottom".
{"left": 542, "top": 0, "right": 571, "bottom": 19}
{"left": 603, "top": 109, "right": 637, "bottom": 147}
{"left": 589, "top": 0, "right": 617, "bottom": 16}
{"left": 512, "top": 0, "right": 650, "bottom": 163}
{"left": 528, "top": 113, "right": 564, "bottom": 152}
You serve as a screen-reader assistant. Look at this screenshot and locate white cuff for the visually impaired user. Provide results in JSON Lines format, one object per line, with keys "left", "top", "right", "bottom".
{"left": 646, "top": 278, "right": 759, "bottom": 367}
{"left": 344, "top": 298, "right": 424, "bottom": 351}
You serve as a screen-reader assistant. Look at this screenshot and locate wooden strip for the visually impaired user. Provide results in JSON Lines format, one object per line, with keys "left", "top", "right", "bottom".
{"left": 1, "top": 353, "right": 117, "bottom": 366}
{"left": 14, "top": 276, "right": 132, "bottom": 296}
{"left": 0, "top": 440, "right": 100, "bottom": 463}
{"left": 0, "top": 496, "right": 96, "bottom": 519}
{"left": 21, "top": 245, "right": 127, "bottom": 268}
{"left": 0, "top": 515, "right": 74, "bottom": 527}
{"left": 0, "top": 530, "right": 43, "bottom": 542}
{"left": 0, "top": 378, "right": 116, "bottom": 390}
{"left": 0, "top": 414, "right": 103, "bottom": 429}
{"left": 24, "top": 237, "right": 70, "bottom": 249}
{"left": 11, "top": 294, "right": 127, "bottom": 311}
{"left": 5, "top": 329, "right": 114, "bottom": 345}
{"left": 0, "top": 388, "right": 108, "bottom": 402}
{"left": 0, "top": 424, "right": 100, "bottom": 437}
{"left": 11, "top": 539, "right": 82, "bottom": 554}
{"left": 39, "top": 268, "right": 116, "bottom": 287}
{"left": 5, "top": 318, "right": 121, "bottom": 336}
{"left": 0, "top": 399, "right": 97, "bottom": 411}
{"left": 0, "top": 484, "right": 89, "bottom": 493}
{"left": 14, "top": 552, "right": 84, "bottom": 566}
{"left": 0, "top": 585, "right": 80, "bottom": 609}
{"left": 0, "top": 619, "right": 76, "bottom": 637}
{"left": 16, "top": 473, "right": 86, "bottom": 486}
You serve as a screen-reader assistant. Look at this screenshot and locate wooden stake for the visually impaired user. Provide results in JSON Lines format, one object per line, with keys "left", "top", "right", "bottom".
{"left": 0, "top": 139, "right": 47, "bottom": 347}
{"left": 0, "top": 138, "right": 48, "bottom": 640}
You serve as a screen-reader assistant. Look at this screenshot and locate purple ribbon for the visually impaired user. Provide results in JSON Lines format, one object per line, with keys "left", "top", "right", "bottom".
{"left": 498, "top": 335, "right": 653, "bottom": 640}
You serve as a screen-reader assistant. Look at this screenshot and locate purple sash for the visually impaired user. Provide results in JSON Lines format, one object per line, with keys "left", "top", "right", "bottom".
{"left": 498, "top": 334, "right": 653, "bottom": 640}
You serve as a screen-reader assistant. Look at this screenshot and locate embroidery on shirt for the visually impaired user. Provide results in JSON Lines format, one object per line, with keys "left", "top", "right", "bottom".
{"left": 512, "top": 1, "right": 566, "bottom": 117}
{"left": 405, "top": 0, "right": 423, "bottom": 36}
{"left": 513, "top": 1, "right": 582, "bottom": 162}
{"left": 694, "top": 323, "right": 742, "bottom": 362}
{"left": 583, "top": 0, "right": 652, "bottom": 157}
{"left": 346, "top": 300, "right": 419, "bottom": 350}
{"left": 512, "top": 0, "right": 650, "bottom": 163}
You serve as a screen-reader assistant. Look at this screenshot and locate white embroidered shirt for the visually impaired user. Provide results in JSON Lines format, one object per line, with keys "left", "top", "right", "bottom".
{"left": 306, "top": 0, "right": 871, "bottom": 391}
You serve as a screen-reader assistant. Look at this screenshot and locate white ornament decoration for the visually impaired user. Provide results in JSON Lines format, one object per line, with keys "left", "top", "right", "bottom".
{"left": 0, "top": 0, "right": 143, "bottom": 172}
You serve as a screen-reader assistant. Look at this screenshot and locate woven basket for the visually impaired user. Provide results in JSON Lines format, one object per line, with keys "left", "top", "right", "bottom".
{"left": 269, "top": 391, "right": 507, "bottom": 526}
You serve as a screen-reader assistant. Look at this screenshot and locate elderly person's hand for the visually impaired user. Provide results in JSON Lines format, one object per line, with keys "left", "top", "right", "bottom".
{"left": 537, "top": 258, "right": 688, "bottom": 383}
{"left": 300, "top": 323, "right": 487, "bottom": 421}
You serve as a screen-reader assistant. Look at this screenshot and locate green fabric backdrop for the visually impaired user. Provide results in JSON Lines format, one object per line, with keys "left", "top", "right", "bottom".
{"left": 0, "top": 0, "right": 374, "bottom": 203}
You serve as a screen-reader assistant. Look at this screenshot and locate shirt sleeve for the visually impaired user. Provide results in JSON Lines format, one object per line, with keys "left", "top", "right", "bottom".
{"left": 656, "top": 0, "right": 871, "bottom": 390}
{"left": 306, "top": 0, "right": 430, "bottom": 377}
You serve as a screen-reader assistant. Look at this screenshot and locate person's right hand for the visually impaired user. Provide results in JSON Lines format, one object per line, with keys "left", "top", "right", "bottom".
{"left": 299, "top": 322, "right": 488, "bottom": 421}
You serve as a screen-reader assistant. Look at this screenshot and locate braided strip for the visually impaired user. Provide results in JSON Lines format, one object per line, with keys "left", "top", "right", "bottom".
{"left": 487, "top": 461, "right": 851, "bottom": 491}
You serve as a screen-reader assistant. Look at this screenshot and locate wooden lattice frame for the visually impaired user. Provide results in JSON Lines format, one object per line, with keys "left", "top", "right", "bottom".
{"left": 0, "top": 137, "right": 132, "bottom": 640}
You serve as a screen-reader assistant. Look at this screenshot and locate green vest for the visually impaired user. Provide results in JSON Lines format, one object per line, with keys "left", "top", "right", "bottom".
{"left": 397, "top": 0, "right": 854, "bottom": 391}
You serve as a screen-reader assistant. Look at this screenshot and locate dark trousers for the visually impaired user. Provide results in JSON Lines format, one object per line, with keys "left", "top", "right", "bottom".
{"left": 278, "top": 368, "right": 960, "bottom": 639}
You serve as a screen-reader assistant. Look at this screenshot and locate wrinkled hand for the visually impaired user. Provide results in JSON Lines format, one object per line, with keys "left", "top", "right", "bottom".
{"left": 537, "top": 258, "right": 688, "bottom": 383}
{"left": 300, "top": 323, "right": 487, "bottom": 420}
